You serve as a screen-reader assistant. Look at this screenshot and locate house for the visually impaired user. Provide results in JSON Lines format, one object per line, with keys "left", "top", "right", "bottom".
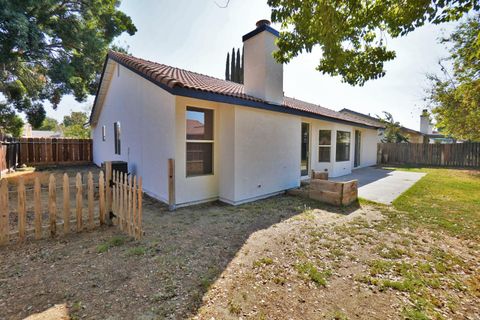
{"left": 89, "top": 20, "right": 381, "bottom": 208}
{"left": 419, "top": 109, "right": 456, "bottom": 144}
{"left": 23, "top": 123, "right": 63, "bottom": 138}
{"left": 339, "top": 108, "right": 425, "bottom": 143}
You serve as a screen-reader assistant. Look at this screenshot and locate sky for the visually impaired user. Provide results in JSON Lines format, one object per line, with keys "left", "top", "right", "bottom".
{"left": 47, "top": 0, "right": 458, "bottom": 131}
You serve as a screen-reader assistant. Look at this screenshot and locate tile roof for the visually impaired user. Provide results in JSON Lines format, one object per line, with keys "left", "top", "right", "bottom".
{"left": 105, "top": 51, "right": 380, "bottom": 128}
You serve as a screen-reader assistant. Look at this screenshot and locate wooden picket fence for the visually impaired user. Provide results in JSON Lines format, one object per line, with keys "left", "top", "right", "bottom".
{"left": 18, "top": 138, "right": 92, "bottom": 166}
{"left": 377, "top": 142, "right": 480, "bottom": 167}
{"left": 111, "top": 170, "right": 143, "bottom": 239}
{"left": 0, "top": 166, "right": 143, "bottom": 245}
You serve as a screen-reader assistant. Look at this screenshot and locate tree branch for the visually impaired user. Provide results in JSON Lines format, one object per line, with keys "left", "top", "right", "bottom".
{"left": 215, "top": 0, "right": 230, "bottom": 8}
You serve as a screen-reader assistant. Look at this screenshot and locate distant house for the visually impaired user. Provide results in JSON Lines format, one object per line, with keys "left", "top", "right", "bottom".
{"left": 419, "top": 110, "right": 456, "bottom": 144}
{"left": 89, "top": 20, "right": 382, "bottom": 207}
{"left": 23, "top": 124, "right": 63, "bottom": 138}
{"left": 339, "top": 108, "right": 425, "bottom": 143}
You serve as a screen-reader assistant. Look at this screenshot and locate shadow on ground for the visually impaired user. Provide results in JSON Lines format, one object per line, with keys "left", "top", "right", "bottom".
{"left": 0, "top": 192, "right": 354, "bottom": 320}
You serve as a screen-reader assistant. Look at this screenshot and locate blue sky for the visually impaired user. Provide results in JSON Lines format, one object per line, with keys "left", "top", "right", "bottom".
{"left": 47, "top": 0, "right": 457, "bottom": 130}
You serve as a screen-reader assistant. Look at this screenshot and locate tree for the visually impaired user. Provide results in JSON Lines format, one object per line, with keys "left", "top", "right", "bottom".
{"left": 61, "top": 111, "right": 90, "bottom": 138}
{"left": 377, "top": 111, "right": 409, "bottom": 143}
{"left": 267, "top": 0, "right": 479, "bottom": 86}
{"left": 225, "top": 52, "right": 230, "bottom": 81}
{"left": 231, "top": 48, "right": 236, "bottom": 82}
{"left": 0, "top": 0, "right": 136, "bottom": 127}
{"left": 38, "top": 117, "right": 59, "bottom": 131}
{"left": 235, "top": 48, "right": 241, "bottom": 83}
{"left": 428, "top": 14, "right": 480, "bottom": 141}
{"left": 0, "top": 104, "right": 24, "bottom": 137}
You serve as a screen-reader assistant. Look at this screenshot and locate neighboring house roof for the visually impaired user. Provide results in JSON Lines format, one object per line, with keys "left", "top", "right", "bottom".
{"left": 186, "top": 119, "right": 205, "bottom": 136}
{"left": 28, "top": 130, "right": 63, "bottom": 138}
{"left": 90, "top": 51, "right": 381, "bottom": 129}
{"left": 339, "top": 108, "right": 423, "bottom": 135}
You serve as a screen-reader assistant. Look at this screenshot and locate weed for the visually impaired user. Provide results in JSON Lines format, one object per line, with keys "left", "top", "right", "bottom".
{"left": 227, "top": 300, "right": 241, "bottom": 315}
{"left": 295, "top": 262, "right": 331, "bottom": 286}
{"left": 127, "top": 246, "right": 147, "bottom": 256}
{"left": 253, "top": 257, "right": 274, "bottom": 268}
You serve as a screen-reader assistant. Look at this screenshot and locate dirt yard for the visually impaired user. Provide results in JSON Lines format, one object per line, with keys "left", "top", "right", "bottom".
{"left": 0, "top": 167, "right": 479, "bottom": 320}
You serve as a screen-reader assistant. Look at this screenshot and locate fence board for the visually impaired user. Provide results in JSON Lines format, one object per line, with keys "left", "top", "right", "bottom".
{"left": 63, "top": 174, "right": 70, "bottom": 234}
{"left": 0, "top": 179, "right": 8, "bottom": 245}
{"left": 88, "top": 172, "right": 94, "bottom": 230}
{"left": 378, "top": 143, "right": 480, "bottom": 168}
{"left": 76, "top": 173, "right": 83, "bottom": 232}
{"left": 99, "top": 171, "right": 105, "bottom": 225}
{"left": 49, "top": 175, "right": 57, "bottom": 238}
{"left": 18, "top": 178, "right": 26, "bottom": 243}
{"left": 34, "top": 177, "right": 42, "bottom": 239}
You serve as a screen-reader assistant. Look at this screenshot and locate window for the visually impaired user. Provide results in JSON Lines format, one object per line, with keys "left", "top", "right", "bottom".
{"left": 114, "top": 122, "right": 121, "bottom": 155}
{"left": 186, "top": 107, "right": 213, "bottom": 176}
{"left": 336, "top": 131, "right": 351, "bottom": 161}
{"left": 102, "top": 125, "right": 106, "bottom": 141}
{"left": 318, "top": 130, "right": 331, "bottom": 162}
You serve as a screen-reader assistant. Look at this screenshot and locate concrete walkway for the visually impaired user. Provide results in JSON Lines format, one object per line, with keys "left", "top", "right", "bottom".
{"left": 330, "top": 167, "right": 426, "bottom": 204}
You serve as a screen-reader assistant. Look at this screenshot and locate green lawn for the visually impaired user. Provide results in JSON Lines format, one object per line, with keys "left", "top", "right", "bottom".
{"left": 390, "top": 167, "right": 480, "bottom": 240}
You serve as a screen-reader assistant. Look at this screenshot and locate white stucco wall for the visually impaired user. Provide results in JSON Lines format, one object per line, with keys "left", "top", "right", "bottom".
{"left": 92, "top": 63, "right": 176, "bottom": 203}
{"left": 304, "top": 118, "right": 378, "bottom": 177}
{"left": 232, "top": 107, "right": 301, "bottom": 204}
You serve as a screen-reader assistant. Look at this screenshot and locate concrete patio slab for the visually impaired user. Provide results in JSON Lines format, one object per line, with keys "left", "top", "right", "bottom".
{"left": 330, "top": 167, "right": 426, "bottom": 204}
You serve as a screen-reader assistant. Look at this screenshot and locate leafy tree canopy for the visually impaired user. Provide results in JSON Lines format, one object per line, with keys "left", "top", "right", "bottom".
{"left": 38, "top": 117, "right": 59, "bottom": 131}
{"left": 0, "top": 0, "right": 136, "bottom": 129}
{"left": 0, "top": 103, "right": 24, "bottom": 137}
{"left": 377, "top": 111, "right": 409, "bottom": 143}
{"left": 267, "top": 0, "right": 479, "bottom": 85}
{"left": 428, "top": 14, "right": 480, "bottom": 141}
{"left": 61, "top": 110, "right": 90, "bottom": 138}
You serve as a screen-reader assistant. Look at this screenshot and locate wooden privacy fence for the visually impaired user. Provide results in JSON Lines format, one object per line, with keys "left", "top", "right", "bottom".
{"left": 111, "top": 170, "right": 143, "bottom": 239}
{"left": 18, "top": 138, "right": 92, "bottom": 166}
{"left": 0, "top": 145, "right": 6, "bottom": 173}
{"left": 0, "top": 167, "right": 143, "bottom": 246}
{"left": 378, "top": 143, "right": 480, "bottom": 167}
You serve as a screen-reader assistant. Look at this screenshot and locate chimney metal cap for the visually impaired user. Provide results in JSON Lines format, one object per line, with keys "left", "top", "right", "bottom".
{"left": 256, "top": 19, "right": 271, "bottom": 27}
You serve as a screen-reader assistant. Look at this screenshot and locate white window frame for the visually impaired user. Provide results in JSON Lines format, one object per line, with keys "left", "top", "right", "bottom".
{"left": 186, "top": 107, "right": 214, "bottom": 177}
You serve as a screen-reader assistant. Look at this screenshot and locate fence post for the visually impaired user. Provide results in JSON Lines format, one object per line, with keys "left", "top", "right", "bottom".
{"left": 168, "top": 158, "right": 176, "bottom": 211}
{"left": 105, "top": 161, "right": 112, "bottom": 225}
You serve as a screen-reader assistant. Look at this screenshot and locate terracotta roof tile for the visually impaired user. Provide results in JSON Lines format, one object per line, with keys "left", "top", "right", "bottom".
{"left": 108, "top": 51, "right": 379, "bottom": 128}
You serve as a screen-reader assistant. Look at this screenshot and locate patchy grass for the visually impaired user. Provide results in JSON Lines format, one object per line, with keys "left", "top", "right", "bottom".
{"left": 295, "top": 261, "right": 331, "bottom": 286}
{"left": 253, "top": 257, "right": 273, "bottom": 268}
{"left": 96, "top": 235, "right": 127, "bottom": 253}
{"left": 390, "top": 167, "right": 480, "bottom": 239}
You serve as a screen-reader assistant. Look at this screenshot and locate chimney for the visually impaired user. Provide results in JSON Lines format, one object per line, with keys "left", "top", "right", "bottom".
{"left": 242, "top": 20, "right": 283, "bottom": 105}
{"left": 420, "top": 109, "right": 433, "bottom": 134}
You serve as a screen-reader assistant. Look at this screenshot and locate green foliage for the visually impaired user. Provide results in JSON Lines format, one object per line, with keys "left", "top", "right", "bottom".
{"left": 428, "top": 14, "right": 480, "bottom": 141}
{"left": 225, "top": 47, "right": 244, "bottom": 84}
{"left": 0, "top": 104, "right": 24, "bottom": 137}
{"left": 0, "top": 0, "right": 136, "bottom": 126}
{"left": 295, "top": 261, "right": 331, "bottom": 286}
{"left": 61, "top": 111, "right": 90, "bottom": 138}
{"left": 38, "top": 117, "right": 59, "bottom": 131}
{"left": 377, "top": 111, "right": 409, "bottom": 143}
{"left": 267, "top": 0, "right": 479, "bottom": 85}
